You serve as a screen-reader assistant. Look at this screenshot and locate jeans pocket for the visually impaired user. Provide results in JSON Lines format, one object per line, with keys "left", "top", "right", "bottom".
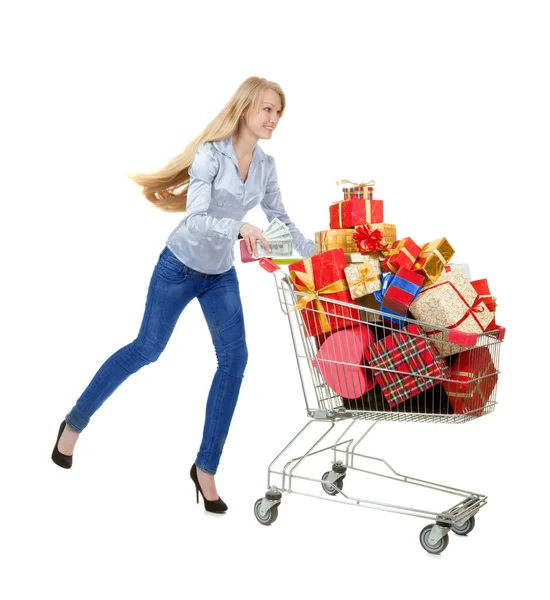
{"left": 158, "top": 248, "right": 189, "bottom": 283}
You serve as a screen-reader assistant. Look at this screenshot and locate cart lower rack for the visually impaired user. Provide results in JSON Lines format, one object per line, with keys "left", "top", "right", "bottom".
{"left": 253, "top": 258, "right": 504, "bottom": 555}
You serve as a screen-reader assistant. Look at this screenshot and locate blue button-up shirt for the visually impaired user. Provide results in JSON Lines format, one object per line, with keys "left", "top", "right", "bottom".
{"left": 166, "top": 136, "right": 315, "bottom": 274}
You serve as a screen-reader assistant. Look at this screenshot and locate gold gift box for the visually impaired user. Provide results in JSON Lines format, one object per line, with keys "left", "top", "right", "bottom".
{"left": 413, "top": 238, "right": 455, "bottom": 285}
{"left": 344, "top": 256, "right": 382, "bottom": 300}
{"left": 315, "top": 229, "right": 359, "bottom": 253}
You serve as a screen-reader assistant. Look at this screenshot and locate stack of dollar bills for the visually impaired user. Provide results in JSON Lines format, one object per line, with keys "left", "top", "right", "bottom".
{"left": 256, "top": 217, "right": 293, "bottom": 257}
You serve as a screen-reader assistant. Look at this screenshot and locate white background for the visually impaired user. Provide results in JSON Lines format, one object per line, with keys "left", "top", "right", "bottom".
{"left": 1, "top": 0, "right": 546, "bottom": 598}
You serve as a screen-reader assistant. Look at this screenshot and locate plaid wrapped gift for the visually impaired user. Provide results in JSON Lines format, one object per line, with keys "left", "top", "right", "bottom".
{"left": 344, "top": 255, "right": 382, "bottom": 299}
{"left": 288, "top": 248, "right": 361, "bottom": 338}
{"left": 337, "top": 179, "right": 375, "bottom": 201}
{"left": 382, "top": 238, "right": 422, "bottom": 274}
{"left": 443, "top": 346, "right": 498, "bottom": 416}
{"left": 413, "top": 238, "right": 455, "bottom": 285}
{"left": 364, "top": 324, "right": 450, "bottom": 407}
{"left": 381, "top": 267, "right": 425, "bottom": 315}
{"left": 315, "top": 229, "right": 359, "bottom": 254}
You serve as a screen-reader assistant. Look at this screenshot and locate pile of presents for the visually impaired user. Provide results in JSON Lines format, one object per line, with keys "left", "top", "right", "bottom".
{"left": 286, "top": 180, "right": 505, "bottom": 417}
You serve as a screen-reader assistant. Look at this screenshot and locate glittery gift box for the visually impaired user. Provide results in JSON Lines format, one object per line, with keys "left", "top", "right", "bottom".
{"left": 315, "top": 229, "right": 359, "bottom": 254}
{"left": 412, "top": 238, "right": 455, "bottom": 285}
{"left": 409, "top": 270, "right": 494, "bottom": 357}
{"left": 329, "top": 199, "right": 384, "bottom": 229}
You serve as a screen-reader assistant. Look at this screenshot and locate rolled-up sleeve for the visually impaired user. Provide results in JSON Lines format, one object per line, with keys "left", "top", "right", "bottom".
{"left": 261, "top": 156, "right": 315, "bottom": 258}
{"left": 184, "top": 143, "right": 244, "bottom": 240}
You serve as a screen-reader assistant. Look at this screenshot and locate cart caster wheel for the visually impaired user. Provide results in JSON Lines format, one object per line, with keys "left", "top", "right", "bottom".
{"left": 254, "top": 498, "right": 279, "bottom": 526}
{"left": 452, "top": 515, "right": 475, "bottom": 536}
{"left": 321, "top": 471, "right": 344, "bottom": 496}
{"left": 419, "top": 525, "right": 450, "bottom": 555}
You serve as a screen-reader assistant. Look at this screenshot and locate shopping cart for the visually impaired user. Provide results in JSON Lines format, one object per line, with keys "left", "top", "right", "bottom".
{"left": 253, "top": 258, "right": 504, "bottom": 555}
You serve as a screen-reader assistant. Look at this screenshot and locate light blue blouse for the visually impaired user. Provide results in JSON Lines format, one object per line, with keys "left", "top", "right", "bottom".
{"left": 166, "top": 136, "right": 315, "bottom": 274}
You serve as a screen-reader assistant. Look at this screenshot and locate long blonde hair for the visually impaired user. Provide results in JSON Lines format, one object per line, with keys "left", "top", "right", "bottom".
{"left": 127, "top": 76, "right": 286, "bottom": 212}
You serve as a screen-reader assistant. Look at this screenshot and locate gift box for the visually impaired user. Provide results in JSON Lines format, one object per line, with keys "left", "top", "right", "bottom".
{"left": 382, "top": 238, "right": 422, "bottom": 274}
{"left": 337, "top": 179, "right": 376, "bottom": 202}
{"left": 412, "top": 238, "right": 455, "bottom": 284}
{"left": 409, "top": 270, "right": 495, "bottom": 357}
{"left": 443, "top": 346, "right": 498, "bottom": 416}
{"left": 354, "top": 223, "right": 397, "bottom": 253}
{"left": 373, "top": 272, "right": 410, "bottom": 326}
{"left": 288, "top": 248, "right": 361, "bottom": 337}
{"left": 329, "top": 199, "right": 384, "bottom": 229}
{"left": 313, "top": 325, "right": 376, "bottom": 399}
{"left": 381, "top": 267, "right": 425, "bottom": 316}
{"left": 364, "top": 324, "right": 451, "bottom": 407}
{"left": 344, "top": 255, "right": 382, "bottom": 299}
{"left": 315, "top": 229, "right": 359, "bottom": 254}
{"left": 470, "top": 279, "right": 497, "bottom": 331}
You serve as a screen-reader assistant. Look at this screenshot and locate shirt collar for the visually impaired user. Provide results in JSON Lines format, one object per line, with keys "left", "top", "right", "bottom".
{"left": 212, "top": 135, "right": 266, "bottom": 164}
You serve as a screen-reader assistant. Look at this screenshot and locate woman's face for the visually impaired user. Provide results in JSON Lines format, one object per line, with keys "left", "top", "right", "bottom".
{"left": 244, "top": 89, "right": 282, "bottom": 140}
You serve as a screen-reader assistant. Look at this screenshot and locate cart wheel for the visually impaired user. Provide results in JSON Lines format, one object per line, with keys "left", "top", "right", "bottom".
{"left": 452, "top": 515, "right": 475, "bottom": 536}
{"left": 321, "top": 471, "right": 344, "bottom": 496}
{"left": 254, "top": 498, "right": 279, "bottom": 526}
{"left": 419, "top": 525, "right": 450, "bottom": 555}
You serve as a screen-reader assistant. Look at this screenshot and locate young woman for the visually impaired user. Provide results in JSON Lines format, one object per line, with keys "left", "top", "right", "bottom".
{"left": 51, "top": 76, "right": 315, "bottom": 513}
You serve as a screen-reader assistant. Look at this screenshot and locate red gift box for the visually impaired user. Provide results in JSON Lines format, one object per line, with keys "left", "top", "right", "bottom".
{"left": 329, "top": 198, "right": 384, "bottom": 229}
{"left": 381, "top": 268, "right": 425, "bottom": 316}
{"left": 288, "top": 248, "right": 361, "bottom": 337}
{"left": 470, "top": 279, "right": 497, "bottom": 331}
{"left": 443, "top": 346, "right": 498, "bottom": 416}
{"left": 364, "top": 324, "right": 450, "bottom": 407}
{"left": 382, "top": 238, "right": 422, "bottom": 274}
{"left": 313, "top": 325, "right": 375, "bottom": 399}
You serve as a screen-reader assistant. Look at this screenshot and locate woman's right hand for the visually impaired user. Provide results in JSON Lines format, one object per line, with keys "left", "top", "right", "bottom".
{"left": 239, "top": 223, "right": 272, "bottom": 257}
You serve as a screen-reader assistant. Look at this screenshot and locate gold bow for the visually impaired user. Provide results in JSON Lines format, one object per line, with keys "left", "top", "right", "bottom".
{"left": 347, "top": 262, "right": 378, "bottom": 295}
{"left": 289, "top": 259, "right": 349, "bottom": 333}
{"left": 336, "top": 179, "right": 376, "bottom": 187}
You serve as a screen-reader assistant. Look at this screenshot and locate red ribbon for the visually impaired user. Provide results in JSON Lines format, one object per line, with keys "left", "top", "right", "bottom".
{"left": 422, "top": 280, "right": 487, "bottom": 333}
{"left": 353, "top": 224, "right": 388, "bottom": 253}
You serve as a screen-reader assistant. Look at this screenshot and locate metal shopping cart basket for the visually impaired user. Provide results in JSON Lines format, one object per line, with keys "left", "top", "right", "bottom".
{"left": 253, "top": 258, "right": 504, "bottom": 555}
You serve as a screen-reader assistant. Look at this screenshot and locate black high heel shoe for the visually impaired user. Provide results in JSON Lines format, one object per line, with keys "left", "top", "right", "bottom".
{"left": 190, "top": 463, "right": 227, "bottom": 513}
{"left": 51, "top": 420, "right": 73, "bottom": 469}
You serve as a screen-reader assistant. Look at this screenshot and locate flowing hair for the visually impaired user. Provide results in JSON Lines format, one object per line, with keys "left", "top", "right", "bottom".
{"left": 126, "top": 76, "right": 286, "bottom": 212}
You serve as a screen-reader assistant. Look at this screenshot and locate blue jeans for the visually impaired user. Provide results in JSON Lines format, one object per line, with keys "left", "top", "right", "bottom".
{"left": 65, "top": 246, "right": 248, "bottom": 475}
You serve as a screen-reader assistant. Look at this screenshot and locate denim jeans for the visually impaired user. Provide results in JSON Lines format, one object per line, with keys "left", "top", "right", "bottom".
{"left": 65, "top": 246, "right": 248, "bottom": 475}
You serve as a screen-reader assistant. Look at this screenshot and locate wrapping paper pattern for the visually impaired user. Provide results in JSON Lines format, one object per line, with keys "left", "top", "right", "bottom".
{"left": 288, "top": 248, "right": 361, "bottom": 337}
{"left": 413, "top": 238, "right": 455, "bottom": 284}
{"left": 443, "top": 346, "right": 498, "bottom": 415}
{"left": 344, "top": 255, "right": 382, "bottom": 299}
{"left": 315, "top": 229, "right": 359, "bottom": 253}
{"left": 364, "top": 324, "right": 451, "bottom": 407}
{"left": 329, "top": 199, "right": 384, "bottom": 229}
{"left": 382, "top": 238, "right": 422, "bottom": 274}
{"left": 409, "top": 270, "right": 494, "bottom": 357}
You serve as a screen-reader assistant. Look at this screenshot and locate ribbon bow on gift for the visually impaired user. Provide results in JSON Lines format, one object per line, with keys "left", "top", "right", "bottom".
{"left": 289, "top": 264, "right": 348, "bottom": 333}
{"left": 336, "top": 179, "right": 376, "bottom": 187}
{"left": 347, "top": 262, "right": 378, "bottom": 296}
{"left": 354, "top": 224, "right": 388, "bottom": 253}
